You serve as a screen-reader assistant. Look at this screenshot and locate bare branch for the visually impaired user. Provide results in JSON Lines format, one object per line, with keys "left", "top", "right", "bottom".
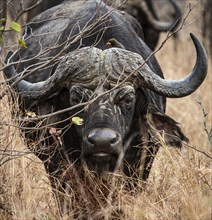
{"left": 196, "top": 99, "right": 212, "bottom": 148}
{"left": 185, "top": 142, "right": 212, "bottom": 160}
{"left": 15, "top": 0, "right": 44, "bottom": 22}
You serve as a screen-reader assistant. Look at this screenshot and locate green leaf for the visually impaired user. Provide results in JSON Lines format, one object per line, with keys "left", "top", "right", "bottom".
{"left": 71, "top": 116, "right": 83, "bottom": 125}
{"left": 0, "top": 33, "right": 3, "bottom": 43}
{"left": 0, "top": 18, "right": 6, "bottom": 23}
{"left": 0, "top": 26, "right": 4, "bottom": 31}
{"left": 18, "top": 38, "right": 27, "bottom": 48}
{"left": 10, "top": 21, "right": 21, "bottom": 32}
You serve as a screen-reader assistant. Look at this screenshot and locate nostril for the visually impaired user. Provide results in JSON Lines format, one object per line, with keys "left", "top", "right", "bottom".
{"left": 110, "top": 134, "right": 118, "bottom": 145}
{"left": 86, "top": 128, "right": 120, "bottom": 146}
{"left": 87, "top": 132, "right": 95, "bottom": 144}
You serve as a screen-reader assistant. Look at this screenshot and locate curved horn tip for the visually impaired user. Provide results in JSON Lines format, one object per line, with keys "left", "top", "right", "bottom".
{"left": 190, "top": 33, "right": 207, "bottom": 53}
{"left": 190, "top": 33, "right": 200, "bottom": 44}
{"left": 190, "top": 32, "right": 208, "bottom": 67}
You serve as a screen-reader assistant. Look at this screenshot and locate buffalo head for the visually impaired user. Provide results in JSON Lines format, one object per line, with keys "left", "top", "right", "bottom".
{"left": 4, "top": 33, "right": 207, "bottom": 175}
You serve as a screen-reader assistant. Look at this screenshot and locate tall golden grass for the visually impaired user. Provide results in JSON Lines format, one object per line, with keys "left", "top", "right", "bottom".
{"left": 0, "top": 1, "right": 211, "bottom": 219}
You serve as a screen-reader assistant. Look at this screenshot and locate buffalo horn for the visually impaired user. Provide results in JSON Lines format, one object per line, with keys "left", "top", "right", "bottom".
{"left": 144, "top": 0, "right": 181, "bottom": 32}
{"left": 4, "top": 59, "right": 64, "bottom": 100}
{"left": 4, "top": 48, "right": 101, "bottom": 100}
{"left": 4, "top": 34, "right": 207, "bottom": 100}
{"left": 135, "top": 33, "right": 208, "bottom": 98}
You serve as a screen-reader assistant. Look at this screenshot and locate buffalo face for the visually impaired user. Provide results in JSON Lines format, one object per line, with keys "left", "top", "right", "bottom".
{"left": 69, "top": 84, "right": 136, "bottom": 175}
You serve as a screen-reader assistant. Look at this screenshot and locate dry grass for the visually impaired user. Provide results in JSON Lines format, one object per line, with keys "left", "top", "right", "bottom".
{"left": 0, "top": 1, "right": 211, "bottom": 219}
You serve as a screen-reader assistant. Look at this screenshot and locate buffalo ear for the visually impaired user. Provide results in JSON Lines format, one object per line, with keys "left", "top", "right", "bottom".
{"left": 146, "top": 110, "right": 189, "bottom": 148}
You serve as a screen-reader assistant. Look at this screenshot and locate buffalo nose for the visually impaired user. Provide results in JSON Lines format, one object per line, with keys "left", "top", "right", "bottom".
{"left": 87, "top": 128, "right": 119, "bottom": 146}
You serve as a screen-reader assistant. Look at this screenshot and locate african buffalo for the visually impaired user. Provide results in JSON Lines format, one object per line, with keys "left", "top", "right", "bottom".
{"left": 4, "top": 0, "right": 207, "bottom": 191}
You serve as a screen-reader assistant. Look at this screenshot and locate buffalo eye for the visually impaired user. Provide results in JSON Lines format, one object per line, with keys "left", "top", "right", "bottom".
{"left": 70, "top": 91, "right": 84, "bottom": 105}
{"left": 71, "top": 96, "right": 82, "bottom": 106}
{"left": 69, "top": 86, "right": 92, "bottom": 106}
{"left": 115, "top": 88, "right": 135, "bottom": 110}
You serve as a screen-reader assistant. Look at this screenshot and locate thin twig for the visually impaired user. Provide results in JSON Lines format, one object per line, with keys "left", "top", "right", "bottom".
{"left": 185, "top": 142, "right": 212, "bottom": 160}
{"left": 196, "top": 99, "right": 212, "bottom": 148}
{"left": 15, "top": 0, "right": 43, "bottom": 22}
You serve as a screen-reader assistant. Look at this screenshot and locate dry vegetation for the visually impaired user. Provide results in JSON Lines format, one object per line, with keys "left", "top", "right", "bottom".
{"left": 0, "top": 1, "right": 211, "bottom": 219}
